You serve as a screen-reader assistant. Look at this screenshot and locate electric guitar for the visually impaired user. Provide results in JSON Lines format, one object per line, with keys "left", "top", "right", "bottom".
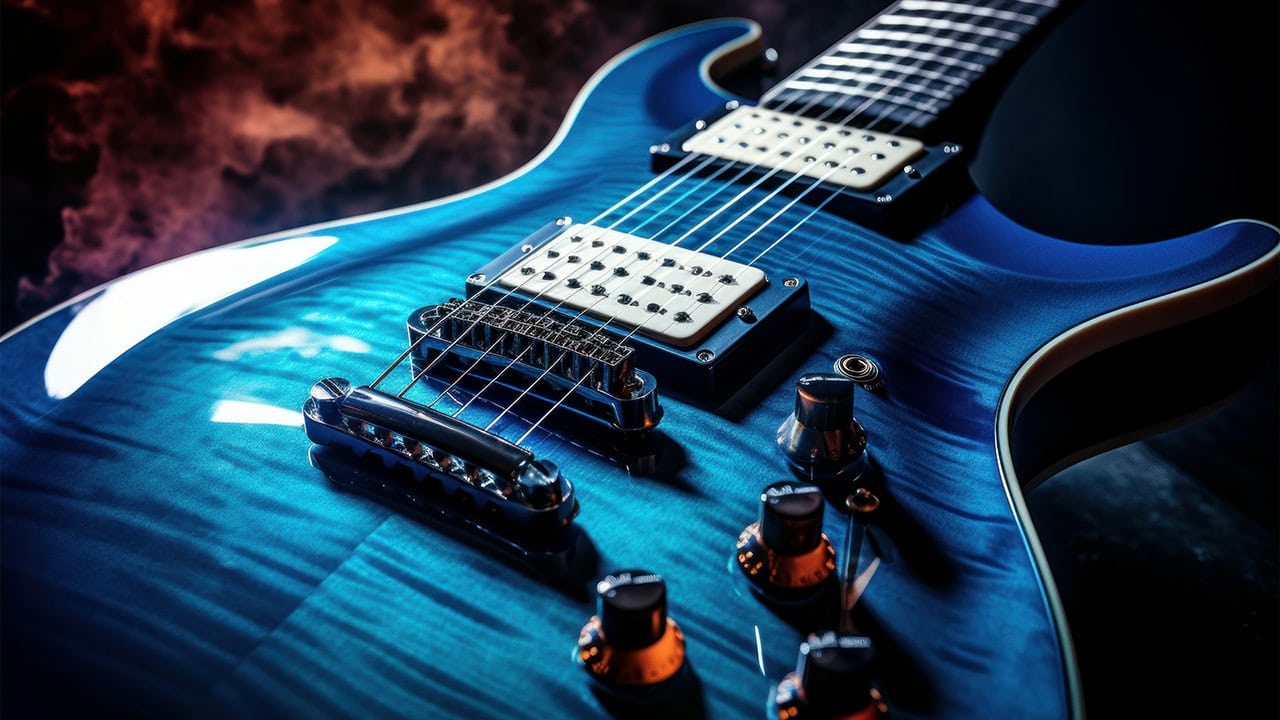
{"left": 2, "top": 2, "right": 1276, "bottom": 718}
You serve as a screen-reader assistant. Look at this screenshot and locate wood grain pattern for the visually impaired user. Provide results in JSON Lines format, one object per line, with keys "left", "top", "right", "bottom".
{"left": 1, "top": 20, "right": 1276, "bottom": 720}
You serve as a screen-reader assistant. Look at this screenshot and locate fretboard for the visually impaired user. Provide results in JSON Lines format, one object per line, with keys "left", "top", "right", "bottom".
{"left": 761, "top": 0, "right": 1061, "bottom": 134}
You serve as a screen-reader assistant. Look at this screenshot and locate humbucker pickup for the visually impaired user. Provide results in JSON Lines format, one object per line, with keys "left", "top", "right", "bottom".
{"left": 406, "top": 299, "right": 662, "bottom": 435}
{"left": 651, "top": 102, "right": 965, "bottom": 233}
{"left": 492, "top": 223, "right": 767, "bottom": 348}
{"left": 682, "top": 106, "right": 926, "bottom": 191}
{"left": 303, "top": 377, "right": 578, "bottom": 536}
{"left": 468, "top": 219, "right": 811, "bottom": 404}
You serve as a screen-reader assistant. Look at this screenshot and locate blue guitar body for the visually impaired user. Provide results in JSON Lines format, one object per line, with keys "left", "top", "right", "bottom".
{"left": 1, "top": 20, "right": 1276, "bottom": 719}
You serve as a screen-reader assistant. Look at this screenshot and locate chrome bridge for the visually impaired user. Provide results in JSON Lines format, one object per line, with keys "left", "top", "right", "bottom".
{"left": 406, "top": 299, "right": 662, "bottom": 436}
{"left": 303, "top": 377, "right": 578, "bottom": 537}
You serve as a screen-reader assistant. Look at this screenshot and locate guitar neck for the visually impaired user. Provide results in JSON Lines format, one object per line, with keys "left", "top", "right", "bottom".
{"left": 761, "top": 0, "right": 1064, "bottom": 136}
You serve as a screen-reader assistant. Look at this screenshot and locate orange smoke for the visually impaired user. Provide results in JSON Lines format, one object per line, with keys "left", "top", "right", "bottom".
{"left": 1, "top": 0, "right": 814, "bottom": 330}
{"left": 1, "top": 0, "right": 645, "bottom": 327}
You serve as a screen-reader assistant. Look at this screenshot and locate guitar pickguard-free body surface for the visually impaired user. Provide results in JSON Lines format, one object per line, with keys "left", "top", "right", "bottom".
{"left": 1, "top": 20, "right": 1275, "bottom": 719}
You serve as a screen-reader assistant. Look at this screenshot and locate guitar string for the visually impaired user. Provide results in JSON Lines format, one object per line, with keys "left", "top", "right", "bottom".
{"left": 386, "top": 5, "right": 990, "bottom": 400}
{"left": 460, "top": 14, "right": 993, "bottom": 432}
{"left": 628, "top": 7, "right": 1032, "bottom": 337}
{"left": 428, "top": 93, "right": 858, "bottom": 414}
{"left": 440, "top": 86, "right": 874, "bottom": 417}
{"left": 401, "top": 11, "right": 1019, "bottom": 433}
{"left": 532, "top": 3, "right": 1039, "bottom": 345}
{"left": 409, "top": 97, "right": 839, "bottom": 407}
{"left": 620, "top": 4, "right": 1024, "bottom": 266}
{"left": 509, "top": 15, "right": 1032, "bottom": 441}
{"left": 681, "top": 2, "right": 1033, "bottom": 268}
{"left": 367, "top": 147, "right": 711, "bottom": 390}
{"left": 390, "top": 73, "right": 874, "bottom": 401}
{"left": 691, "top": 15, "right": 1033, "bottom": 261}
{"left": 370, "top": 103, "right": 816, "bottom": 393}
{"left": 463, "top": 114, "right": 884, "bottom": 427}
{"left": 392, "top": 3, "right": 979, "bottom": 402}
{"left": 455, "top": 0, "right": 1044, "bottom": 368}
{"left": 442, "top": 6, "right": 992, "bottom": 413}
{"left": 466, "top": 88, "right": 908, "bottom": 427}
{"left": 402, "top": 90, "right": 862, "bottom": 404}
{"left": 493, "top": 22, "right": 988, "bottom": 436}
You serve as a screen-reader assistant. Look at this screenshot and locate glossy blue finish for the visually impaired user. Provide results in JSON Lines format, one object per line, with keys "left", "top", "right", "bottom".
{"left": 1, "top": 20, "right": 1276, "bottom": 720}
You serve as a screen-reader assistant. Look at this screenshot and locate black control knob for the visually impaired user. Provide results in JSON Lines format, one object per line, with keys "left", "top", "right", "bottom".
{"left": 598, "top": 571, "right": 668, "bottom": 650}
{"left": 578, "top": 570, "right": 686, "bottom": 687}
{"left": 770, "top": 632, "right": 885, "bottom": 719}
{"left": 777, "top": 374, "right": 868, "bottom": 481}
{"left": 736, "top": 482, "right": 835, "bottom": 599}
{"left": 760, "top": 480, "right": 825, "bottom": 554}
{"left": 794, "top": 374, "right": 855, "bottom": 431}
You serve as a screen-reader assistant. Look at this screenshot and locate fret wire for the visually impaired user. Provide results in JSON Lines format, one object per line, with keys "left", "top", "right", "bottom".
{"left": 897, "top": 0, "right": 1040, "bottom": 26}
{"left": 797, "top": 67, "right": 959, "bottom": 102}
{"left": 880, "top": 3, "right": 1029, "bottom": 131}
{"left": 814, "top": 55, "right": 972, "bottom": 88}
{"left": 855, "top": 28, "right": 1005, "bottom": 58}
{"left": 989, "top": 0, "right": 1058, "bottom": 18}
{"left": 834, "top": 43, "right": 988, "bottom": 75}
{"left": 875, "top": 14, "right": 1024, "bottom": 44}
{"left": 776, "top": 81, "right": 940, "bottom": 121}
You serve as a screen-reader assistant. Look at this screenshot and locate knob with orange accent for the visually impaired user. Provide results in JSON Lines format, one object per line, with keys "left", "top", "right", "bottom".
{"left": 770, "top": 632, "right": 886, "bottom": 719}
{"left": 578, "top": 570, "right": 687, "bottom": 688}
{"left": 736, "top": 481, "right": 836, "bottom": 602}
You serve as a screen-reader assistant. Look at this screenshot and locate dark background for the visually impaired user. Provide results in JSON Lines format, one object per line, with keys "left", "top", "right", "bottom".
{"left": 2, "top": 0, "right": 1276, "bottom": 717}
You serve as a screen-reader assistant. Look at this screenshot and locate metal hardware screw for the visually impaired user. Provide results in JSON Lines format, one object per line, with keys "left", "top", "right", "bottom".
{"left": 696, "top": 349, "right": 715, "bottom": 363}
{"left": 846, "top": 487, "right": 880, "bottom": 515}
{"left": 468, "top": 273, "right": 486, "bottom": 283}
{"left": 783, "top": 277, "right": 800, "bottom": 287}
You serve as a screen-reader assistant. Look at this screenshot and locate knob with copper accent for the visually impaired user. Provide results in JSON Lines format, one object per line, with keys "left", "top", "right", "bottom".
{"left": 736, "top": 481, "right": 836, "bottom": 601}
{"left": 578, "top": 570, "right": 687, "bottom": 688}
{"left": 777, "top": 374, "right": 869, "bottom": 481}
{"left": 769, "top": 632, "right": 886, "bottom": 719}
